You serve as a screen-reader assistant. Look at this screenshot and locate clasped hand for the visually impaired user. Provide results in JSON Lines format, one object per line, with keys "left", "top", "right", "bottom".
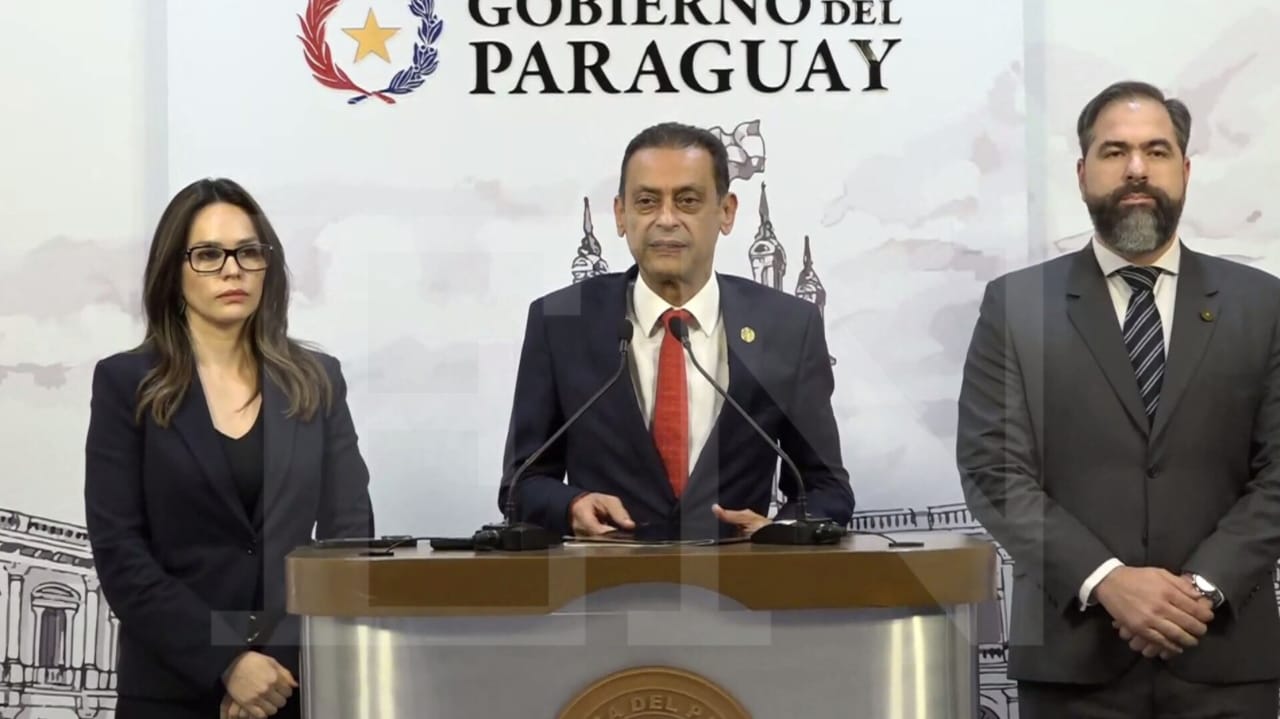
{"left": 1095, "top": 567, "right": 1215, "bottom": 660}
{"left": 219, "top": 650, "right": 298, "bottom": 718}
{"left": 569, "top": 493, "right": 771, "bottom": 537}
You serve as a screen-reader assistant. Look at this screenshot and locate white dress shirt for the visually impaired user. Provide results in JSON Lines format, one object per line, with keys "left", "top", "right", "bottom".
{"left": 627, "top": 274, "right": 728, "bottom": 477}
{"left": 1078, "top": 237, "right": 1181, "bottom": 608}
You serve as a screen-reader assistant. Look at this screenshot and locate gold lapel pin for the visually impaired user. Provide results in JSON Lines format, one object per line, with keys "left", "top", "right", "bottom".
{"left": 740, "top": 326, "right": 756, "bottom": 343}
{"left": 1200, "top": 310, "right": 1214, "bottom": 322}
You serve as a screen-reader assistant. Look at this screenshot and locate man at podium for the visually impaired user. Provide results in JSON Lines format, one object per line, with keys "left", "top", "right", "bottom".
{"left": 498, "top": 121, "right": 854, "bottom": 541}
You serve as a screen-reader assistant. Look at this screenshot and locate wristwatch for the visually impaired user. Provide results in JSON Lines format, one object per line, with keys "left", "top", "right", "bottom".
{"left": 1189, "top": 573, "right": 1225, "bottom": 607}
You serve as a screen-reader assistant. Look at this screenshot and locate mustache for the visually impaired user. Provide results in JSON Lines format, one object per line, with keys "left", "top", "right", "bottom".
{"left": 1104, "top": 182, "right": 1173, "bottom": 207}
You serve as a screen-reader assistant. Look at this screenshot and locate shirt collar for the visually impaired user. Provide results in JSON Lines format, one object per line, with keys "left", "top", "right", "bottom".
{"left": 1091, "top": 235, "right": 1181, "bottom": 278}
{"left": 632, "top": 273, "right": 721, "bottom": 337}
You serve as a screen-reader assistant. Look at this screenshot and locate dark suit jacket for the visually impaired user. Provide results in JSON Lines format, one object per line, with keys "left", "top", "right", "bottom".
{"left": 84, "top": 346, "right": 374, "bottom": 701}
{"left": 499, "top": 266, "right": 854, "bottom": 539}
{"left": 957, "top": 244, "right": 1280, "bottom": 684}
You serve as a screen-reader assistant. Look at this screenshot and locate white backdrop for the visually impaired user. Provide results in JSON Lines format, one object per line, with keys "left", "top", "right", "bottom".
{"left": 162, "top": 0, "right": 1028, "bottom": 534}
{"left": 3, "top": 2, "right": 1279, "bottom": 718}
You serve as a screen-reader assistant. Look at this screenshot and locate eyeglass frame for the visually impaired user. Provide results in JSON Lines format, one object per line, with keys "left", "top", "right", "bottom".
{"left": 184, "top": 243, "right": 274, "bottom": 274}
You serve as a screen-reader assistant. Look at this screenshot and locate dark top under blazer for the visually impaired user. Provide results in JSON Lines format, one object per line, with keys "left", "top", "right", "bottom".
{"left": 221, "top": 410, "right": 264, "bottom": 515}
{"left": 957, "top": 244, "right": 1280, "bottom": 685}
{"left": 84, "top": 347, "right": 374, "bottom": 701}
{"left": 500, "top": 266, "right": 854, "bottom": 538}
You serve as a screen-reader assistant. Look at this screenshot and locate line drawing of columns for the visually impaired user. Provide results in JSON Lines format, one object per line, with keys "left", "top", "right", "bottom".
{"left": 70, "top": 600, "right": 85, "bottom": 669}
{"left": 27, "top": 581, "right": 82, "bottom": 678}
{"left": 6, "top": 569, "right": 23, "bottom": 662}
{"left": 83, "top": 576, "right": 100, "bottom": 670}
{"left": 106, "top": 611, "right": 119, "bottom": 671}
{"left": 0, "top": 563, "right": 8, "bottom": 660}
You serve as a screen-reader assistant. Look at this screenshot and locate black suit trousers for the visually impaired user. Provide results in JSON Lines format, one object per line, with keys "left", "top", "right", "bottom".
{"left": 1019, "top": 660, "right": 1279, "bottom": 719}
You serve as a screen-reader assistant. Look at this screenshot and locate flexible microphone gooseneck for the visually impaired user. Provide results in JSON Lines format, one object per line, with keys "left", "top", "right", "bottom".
{"left": 667, "top": 317, "right": 847, "bottom": 545}
{"left": 849, "top": 529, "right": 924, "bottom": 549}
{"left": 474, "top": 320, "right": 635, "bottom": 551}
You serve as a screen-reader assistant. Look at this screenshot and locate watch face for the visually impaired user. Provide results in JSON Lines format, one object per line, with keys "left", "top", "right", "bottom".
{"left": 1192, "top": 576, "right": 1220, "bottom": 602}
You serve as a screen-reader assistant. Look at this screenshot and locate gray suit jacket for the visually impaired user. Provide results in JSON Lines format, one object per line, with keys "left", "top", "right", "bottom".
{"left": 956, "top": 243, "right": 1280, "bottom": 684}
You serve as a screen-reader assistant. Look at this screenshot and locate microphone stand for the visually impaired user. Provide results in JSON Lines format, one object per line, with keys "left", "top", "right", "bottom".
{"left": 669, "top": 318, "right": 847, "bottom": 546}
{"left": 473, "top": 322, "right": 635, "bottom": 551}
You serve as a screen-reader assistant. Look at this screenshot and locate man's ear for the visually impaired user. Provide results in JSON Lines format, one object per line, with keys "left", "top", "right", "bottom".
{"left": 719, "top": 191, "right": 738, "bottom": 235}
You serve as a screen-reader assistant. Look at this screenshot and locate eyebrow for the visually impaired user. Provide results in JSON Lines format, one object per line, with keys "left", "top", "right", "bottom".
{"left": 633, "top": 185, "right": 705, "bottom": 196}
{"left": 1098, "top": 138, "right": 1174, "bottom": 152}
{"left": 191, "top": 236, "right": 259, "bottom": 247}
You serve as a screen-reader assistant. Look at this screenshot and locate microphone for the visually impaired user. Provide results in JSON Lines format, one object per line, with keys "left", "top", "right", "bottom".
{"left": 667, "top": 317, "right": 846, "bottom": 546}
{"left": 477, "top": 319, "right": 636, "bottom": 551}
{"left": 310, "top": 535, "right": 425, "bottom": 551}
{"left": 849, "top": 529, "right": 924, "bottom": 549}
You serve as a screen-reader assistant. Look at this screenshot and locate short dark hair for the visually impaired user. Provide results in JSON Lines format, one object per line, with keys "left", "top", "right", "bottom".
{"left": 1076, "top": 80, "right": 1191, "bottom": 157}
{"left": 617, "top": 121, "right": 730, "bottom": 199}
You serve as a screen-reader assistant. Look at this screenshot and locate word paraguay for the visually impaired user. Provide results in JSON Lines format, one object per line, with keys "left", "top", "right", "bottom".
{"left": 467, "top": 0, "right": 903, "bottom": 95}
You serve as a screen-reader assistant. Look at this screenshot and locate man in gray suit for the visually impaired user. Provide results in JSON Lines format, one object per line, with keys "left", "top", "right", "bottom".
{"left": 957, "top": 80, "right": 1280, "bottom": 717}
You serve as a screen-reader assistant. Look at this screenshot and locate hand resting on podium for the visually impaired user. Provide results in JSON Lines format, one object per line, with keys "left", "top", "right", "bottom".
{"left": 569, "top": 492, "right": 637, "bottom": 536}
{"left": 569, "top": 491, "right": 773, "bottom": 539}
{"left": 711, "top": 503, "right": 771, "bottom": 536}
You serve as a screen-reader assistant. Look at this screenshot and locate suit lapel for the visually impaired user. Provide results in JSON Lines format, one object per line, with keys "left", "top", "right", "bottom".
{"left": 597, "top": 267, "right": 671, "bottom": 497}
{"left": 1151, "top": 250, "right": 1220, "bottom": 441}
{"left": 684, "top": 275, "right": 761, "bottom": 497}
{"left": 716, "top": 274, "right": 763, "bottom": 425}
{"left": 1065, "top": 248, "right": 1150, "bottom": 435}
{"left": 259, "top": 372, "right": 297, "bottom": 525}
{"left": 172, "top": 370, "right": 254, "bottom": 533}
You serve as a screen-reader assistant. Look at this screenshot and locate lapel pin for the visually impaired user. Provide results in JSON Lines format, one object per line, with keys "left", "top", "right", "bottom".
{"left": 740, "top": 326, "right": 756, "bottom": 343}
{"left": 1200, "top": 310, "right": 1214, "bottom": 322}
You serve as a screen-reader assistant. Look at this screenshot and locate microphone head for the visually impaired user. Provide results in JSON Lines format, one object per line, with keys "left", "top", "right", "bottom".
{"left": 617, "top": 320, "right": 635, "bottom": 342}
{"left": 667, "top": 316, "right": 689, "bottom": 342}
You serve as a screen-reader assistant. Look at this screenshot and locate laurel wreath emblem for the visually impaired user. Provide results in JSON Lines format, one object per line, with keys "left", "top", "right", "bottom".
{"left": 297, "top": 0, "right": 442, "bottom": 105}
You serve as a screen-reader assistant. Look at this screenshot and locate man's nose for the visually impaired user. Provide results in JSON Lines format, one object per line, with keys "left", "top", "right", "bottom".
{"left": 1125, "top": 153, "right": 1148, "bottom": 182}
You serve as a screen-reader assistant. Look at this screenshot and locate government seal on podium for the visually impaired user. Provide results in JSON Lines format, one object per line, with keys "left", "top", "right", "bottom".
{"left": 558, "top": 666, "right": 750, "bottom": 719}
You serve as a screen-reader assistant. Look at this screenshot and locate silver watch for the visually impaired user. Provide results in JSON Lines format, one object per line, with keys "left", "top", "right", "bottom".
{"left": 1190, "top": 573, "right": 1224, "bottom": 607}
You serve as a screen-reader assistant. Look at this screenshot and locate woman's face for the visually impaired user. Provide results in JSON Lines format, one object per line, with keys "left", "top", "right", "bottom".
{"left": 180, "top": 202, "right": 268, "bottom": 328}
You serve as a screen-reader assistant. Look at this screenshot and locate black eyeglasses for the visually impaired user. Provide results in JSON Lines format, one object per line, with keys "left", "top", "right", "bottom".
{"left": 185, "top": 244, "right": 272, "bottom": 273}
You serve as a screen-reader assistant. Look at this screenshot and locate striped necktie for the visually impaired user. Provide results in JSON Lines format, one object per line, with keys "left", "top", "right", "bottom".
{"left": 1116, "top": 266, "right": 1164, "bottom": 423}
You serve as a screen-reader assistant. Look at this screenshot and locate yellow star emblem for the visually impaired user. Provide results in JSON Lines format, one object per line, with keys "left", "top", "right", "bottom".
{"left": 342, "top": 9, "right": 400, "bottom": 63}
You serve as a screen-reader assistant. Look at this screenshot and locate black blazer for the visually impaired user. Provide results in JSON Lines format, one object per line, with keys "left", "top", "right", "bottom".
{"left": 957, "top": 244, "right": 1280, "bottom": 684}
{"left": 84, "top": 347, "right": 374, "bottom": 701}
{"left": 500, "top": 266, "right": 854, "bottom": 539}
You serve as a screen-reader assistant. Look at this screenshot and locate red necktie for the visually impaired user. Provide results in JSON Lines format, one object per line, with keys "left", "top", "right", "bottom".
{"left": 652, "top": 309, "right": 691, "bottom": 496}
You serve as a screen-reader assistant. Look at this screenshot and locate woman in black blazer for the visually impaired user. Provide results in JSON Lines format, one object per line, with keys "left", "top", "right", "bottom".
{"left": 84, "top": 178, "right": 375, "bottom": 718}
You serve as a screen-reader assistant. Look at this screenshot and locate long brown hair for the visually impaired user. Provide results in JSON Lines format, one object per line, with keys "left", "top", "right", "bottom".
{"left": 134, "top": 177, "right": 332, "bottom": 426}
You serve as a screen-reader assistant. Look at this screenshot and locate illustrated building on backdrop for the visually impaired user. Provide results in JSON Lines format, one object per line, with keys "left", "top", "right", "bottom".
{"left": 0, "top": 507, "right": 117, "bottom": 718}
{"left": 794, "top": 236, "right": 826, "bottom": 318}
{"left": 747, "top": 183, "right": 787, "bottom": 291}
{"left": 570, "top": 197, "right": 609, "bottom": 284}
{"left": 709, "top": 119, "right": 766, "bottom": 183}
{"left": 740, "top": 183, "right": 836, "bottom": 365}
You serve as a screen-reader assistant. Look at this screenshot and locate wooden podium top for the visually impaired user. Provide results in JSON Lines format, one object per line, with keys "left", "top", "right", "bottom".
{"left": 285, "top": 531, "right": 996, "bottom": 617}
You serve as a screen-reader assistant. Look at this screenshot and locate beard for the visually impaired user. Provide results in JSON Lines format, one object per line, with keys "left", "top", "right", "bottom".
{"left": 1085, "top": 182, "right": 1184, "bottom": 256}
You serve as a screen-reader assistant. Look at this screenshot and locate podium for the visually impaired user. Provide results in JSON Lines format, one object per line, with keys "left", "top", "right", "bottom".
{"left": 286, "top": 531, "right": 996, "bottom": 718}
